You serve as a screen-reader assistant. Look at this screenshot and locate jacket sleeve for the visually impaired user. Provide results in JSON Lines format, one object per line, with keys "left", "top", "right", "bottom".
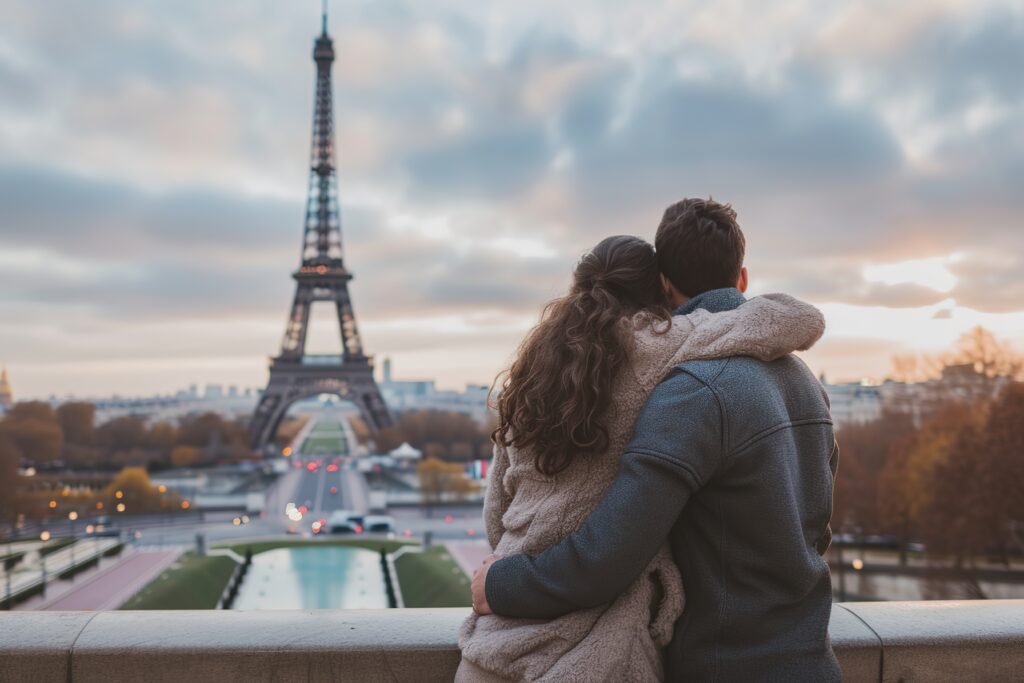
{"left": 673, "top": 294, "right": 826, "bottom": 366}
{"left": 816, "top": 439, "right": 839, "bottom": 556}
{"left": 485, "top": 370, "right": 723, "bottom": 618}
{"left": 483, "top": 443, "right": 513, "bottom": 551}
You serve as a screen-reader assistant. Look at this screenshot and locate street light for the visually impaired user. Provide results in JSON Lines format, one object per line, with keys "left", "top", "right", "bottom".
{"left": 3, "top": 533, "right": 12, "bottom": 610}
{"left": 68, "top": 511, "right": 78, "bottom": 579}
{"left": 39, "top": 531, "right": 50, "bottom": 595}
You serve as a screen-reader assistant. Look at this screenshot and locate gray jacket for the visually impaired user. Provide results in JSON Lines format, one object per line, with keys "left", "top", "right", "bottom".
{"left": 485, "top": 288, "right": 841, "bottom": 682}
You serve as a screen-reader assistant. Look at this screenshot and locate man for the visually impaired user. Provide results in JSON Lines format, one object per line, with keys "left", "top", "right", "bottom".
{"left": 472, "top": 198, "right": 841, "bottom": 682}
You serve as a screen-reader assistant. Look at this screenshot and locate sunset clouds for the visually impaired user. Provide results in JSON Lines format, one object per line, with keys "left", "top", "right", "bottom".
{"left": 0, "top": 1, "right": 1022, "bottom": 397}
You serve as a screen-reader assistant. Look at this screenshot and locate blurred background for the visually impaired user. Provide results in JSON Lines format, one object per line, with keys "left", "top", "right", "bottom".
{"left": 0, "top": 1, "right": 1021, "bottom": 612}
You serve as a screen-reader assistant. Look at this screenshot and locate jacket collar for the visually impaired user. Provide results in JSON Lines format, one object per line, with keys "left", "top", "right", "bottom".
{"left": 674, "top": 287, "right": 747, "bottom": 316}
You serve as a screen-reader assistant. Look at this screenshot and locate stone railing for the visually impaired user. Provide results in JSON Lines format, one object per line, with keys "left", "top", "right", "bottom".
{"left": 2, "top": 601, "right": 1023, "bottom": 682}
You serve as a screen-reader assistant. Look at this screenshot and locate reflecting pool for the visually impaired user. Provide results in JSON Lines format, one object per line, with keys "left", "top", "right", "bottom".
{"left": 232, "top": 546, "right": 389, "bottom": 609}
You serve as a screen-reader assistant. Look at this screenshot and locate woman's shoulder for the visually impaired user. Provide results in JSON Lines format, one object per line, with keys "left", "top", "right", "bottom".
{"left": 625, "top": 312, "right": 697, "bottom": 390}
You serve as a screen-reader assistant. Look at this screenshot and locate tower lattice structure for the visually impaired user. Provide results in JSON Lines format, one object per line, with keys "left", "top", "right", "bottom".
{"left": 250, "top": 6, "right": 393, "bottom": 450}
{"left": 0, "top": 365, "right": 12, "bottom": 411}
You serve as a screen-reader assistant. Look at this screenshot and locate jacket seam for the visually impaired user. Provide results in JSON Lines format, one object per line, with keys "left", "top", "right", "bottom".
{"left": 731, "top": 417, "right": 834, "bottom": 456}
{"left": 672, "top": 364, "right": 729, "bottom": 474}
{"left": 628, "top": 448, "right": 704, "bottom": 489}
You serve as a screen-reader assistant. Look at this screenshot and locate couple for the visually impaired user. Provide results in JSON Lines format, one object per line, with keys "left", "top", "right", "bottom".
{"left": 456, "top": 198, "right": 840, "bottom": 682}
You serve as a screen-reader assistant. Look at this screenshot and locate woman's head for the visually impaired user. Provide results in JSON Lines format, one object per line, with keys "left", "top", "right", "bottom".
{"left": 493, "top": 235, "right": 669, "bottom": 476}
{"left": 571, "top": 235, "right": 666, "bottom": 309}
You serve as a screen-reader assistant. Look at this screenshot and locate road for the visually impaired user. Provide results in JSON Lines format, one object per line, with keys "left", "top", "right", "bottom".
{"left": 285, "top": 412, "right": 370, "bottom": 528}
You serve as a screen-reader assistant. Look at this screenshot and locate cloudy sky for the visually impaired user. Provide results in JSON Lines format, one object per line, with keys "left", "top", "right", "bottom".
{"left": 1, "top": 0, "right": 1023, "bottom": 399}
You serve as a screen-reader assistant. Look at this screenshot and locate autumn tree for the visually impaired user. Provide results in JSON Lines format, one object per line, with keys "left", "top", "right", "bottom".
{"left": 95, "top": 415, "right": 147, "bottom": 452}
{"left": 917, "top": 384, "right": 1024, "bottom": 579}
{"left": 274, "top": 415, "right": 310, "bottom": 449}
{"left": 876, "top": 405, "right": 983, "bottom": 563}
{"left": 948, "top": 326, "right": 1024, "bottom": 379}
{"left": 378, "top": 410, "right": 492, "bottom": 462}
{"left": 0, "top": 435, "right": 21, "bottom": 528}
{"left": 144, "top": 421, "right": 178, "bottom": 452}
{"left": 100, "top": 467, "right": 177, "bottom": 515}
{"left": 833, "top": 410, "right": 916, "bottom": 534}
{"left": 417, "top": 457, "right": 479, "bottom": 512}
{"left": 891, "top": 326, "right": 1023, "bottom": 384}
{"left": 984, "top": 384, "right": 1024, "bottom": 559}
{"left": 57, "top": 402, "right": 96, "bottom": 445}
{"left": 170, "top": 445, "right": 202, "bottom": 468}
{"left": 177, "top": 412, "right": 249, "bottom": 461}
{"left": 0, "top": 401, "right": 63, "bottom": 463}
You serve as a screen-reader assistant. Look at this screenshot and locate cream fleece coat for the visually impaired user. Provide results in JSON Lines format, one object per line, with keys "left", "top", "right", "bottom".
{"left": 457, "top": 294, "right": 826, "bottom": 683}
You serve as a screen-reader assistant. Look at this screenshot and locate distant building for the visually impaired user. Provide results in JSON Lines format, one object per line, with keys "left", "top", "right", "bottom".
{"left": 0, "top": 365, "right": 13, "bottom": 412}
{"left": 379, "top": 358, "right": 492, "bottom": 423}
{"left": 822, "top": 379, "right": 883, "bottom": 428}
{"left": 824, "top": 363, "right": 1013, "bottom": 429}
{"left": 47, "top": 385, "right": 261, "bottom": 425}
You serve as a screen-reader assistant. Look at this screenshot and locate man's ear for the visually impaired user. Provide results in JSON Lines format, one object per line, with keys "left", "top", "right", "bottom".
{"left": 660, "top": 273, "right": 673, "bottom": 299}
{"left": 736, "top": 266, "right": 749, "bottom": 293}
{"left": 661, "top": 273, "right": 687, "bottom": 308}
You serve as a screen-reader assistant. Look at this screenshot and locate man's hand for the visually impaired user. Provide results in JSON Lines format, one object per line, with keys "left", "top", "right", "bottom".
{"left": 471, "top": 553, "right": 500, "bottom": 615}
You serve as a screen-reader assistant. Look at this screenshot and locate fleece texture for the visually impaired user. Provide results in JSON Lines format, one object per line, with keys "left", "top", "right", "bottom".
{"left": 456, "top": 293, "right": 825, "bottom": 683}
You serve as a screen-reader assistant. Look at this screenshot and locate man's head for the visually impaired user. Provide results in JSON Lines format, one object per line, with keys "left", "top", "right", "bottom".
{"left": 655, "top": 197, "right": 747, "bottom": 307}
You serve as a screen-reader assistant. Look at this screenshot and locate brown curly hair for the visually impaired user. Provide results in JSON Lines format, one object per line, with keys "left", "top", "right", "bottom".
{"left": 492, "top": 235, "right": 670, "bottom": 476}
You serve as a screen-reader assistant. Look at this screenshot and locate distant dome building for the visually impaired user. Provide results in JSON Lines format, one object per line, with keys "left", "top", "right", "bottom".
{"left": 0, "top": 365, "right": 12, "bottom": 412}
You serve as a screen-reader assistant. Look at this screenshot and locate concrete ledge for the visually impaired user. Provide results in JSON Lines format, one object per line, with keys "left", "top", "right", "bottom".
{"left": 842, "top": 600, "right": 1024, "bottom": 682}
{"left": 1, "top": 602, "right": 1022, "bottom": 682}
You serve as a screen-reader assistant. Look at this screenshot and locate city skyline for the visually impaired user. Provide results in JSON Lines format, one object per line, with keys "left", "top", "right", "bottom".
{"left": 2, "top": 1, "right": 1024, "bottom": 399}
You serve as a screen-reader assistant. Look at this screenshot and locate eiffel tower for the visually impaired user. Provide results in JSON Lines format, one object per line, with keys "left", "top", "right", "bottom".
{"left": 250, "top": 3, "right": 393, "bottom": 450}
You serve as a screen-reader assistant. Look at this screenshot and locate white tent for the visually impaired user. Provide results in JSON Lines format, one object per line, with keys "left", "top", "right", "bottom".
{"left": 388, "top": 442, "right": 422, "bottom": 460}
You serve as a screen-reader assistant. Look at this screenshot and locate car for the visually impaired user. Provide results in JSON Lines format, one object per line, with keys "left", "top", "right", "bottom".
{"left": 329, "top": 486, "right": 338, "bottom": 495}
{"left": 327, "top": 510, "right": 363, "bottom": 534}
{"left": 362, "top": 515, "right": 395, "bottom": 534}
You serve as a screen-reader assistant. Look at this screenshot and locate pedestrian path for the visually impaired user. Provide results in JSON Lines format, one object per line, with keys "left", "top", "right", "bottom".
{"left": 3, "top": 538, "right": 120, "bottom": 604}
{"left": 23, "top": 549, "right": 182, "bottom": 611}
{"left": 445, "top": 540, "right": 492, "bottom": 579}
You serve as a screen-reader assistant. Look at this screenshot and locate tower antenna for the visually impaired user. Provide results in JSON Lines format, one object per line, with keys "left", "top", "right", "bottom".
{"left": 322, "top": 0, "right": 328, "bottom": 35}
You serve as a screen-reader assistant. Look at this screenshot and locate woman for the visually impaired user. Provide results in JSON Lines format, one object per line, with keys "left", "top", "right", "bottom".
{"left": 457, "top": 235, "right": 825, "bottom": 682}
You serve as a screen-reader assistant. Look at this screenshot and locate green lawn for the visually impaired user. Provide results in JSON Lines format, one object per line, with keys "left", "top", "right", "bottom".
{"left": 120, "top": 552, "right": 237, "bottom": 610}
{"left": 395, "top": 548, "right": 472, "bottom": 608}
{"left": 299, "top": 421, "right": 349, "bottom": 454}
{"left": 120, "top": 540, "right": 469, "bottom": 610}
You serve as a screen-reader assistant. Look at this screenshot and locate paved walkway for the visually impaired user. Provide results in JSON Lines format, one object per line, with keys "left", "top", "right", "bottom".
{"left": 445, "top": 540, "right": 492, "bottom": 579}
{"left": 21, "top": 549, "right": 181, "bottom": 611}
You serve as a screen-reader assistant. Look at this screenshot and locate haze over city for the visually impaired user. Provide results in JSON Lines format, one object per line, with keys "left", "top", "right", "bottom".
{"left": 2, "top": 0, "right": 1023, "bottom": 398}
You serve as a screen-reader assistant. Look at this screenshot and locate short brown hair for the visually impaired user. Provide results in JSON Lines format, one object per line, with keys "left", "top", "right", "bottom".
{"left": 655, "top": 198, "right": 745, "bottom": 298}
